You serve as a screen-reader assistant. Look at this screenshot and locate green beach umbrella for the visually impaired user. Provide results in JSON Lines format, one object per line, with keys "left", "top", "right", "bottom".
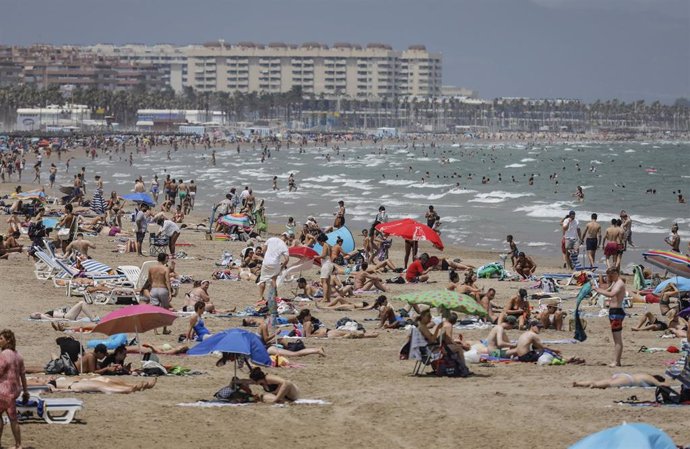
{"left": 397, "top": 290, "right": 487, "bottom": 317}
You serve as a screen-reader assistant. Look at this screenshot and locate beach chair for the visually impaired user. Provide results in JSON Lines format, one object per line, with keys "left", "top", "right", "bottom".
{"left": 569, "top": 249, "right": 599, "bottom": 273}
{"left": 400, "top": 327, "right": 442, "bottom": 376}
{"left": 16, "top": 397, "right": 83, "bottom": 424}
{"left": 33, "top": 250, "right": 63, "bottom": 280}
{"left": 52, "top": 258, "right": 127, "bottom": 296}
{"left": 149, "top": 231, "right": 169, "bottom": 257}
{"left": 84, "top": 261, "right": 155, "bottom": 305}
{"left": 632, "top": 265, "right": 652, "bottom": 291}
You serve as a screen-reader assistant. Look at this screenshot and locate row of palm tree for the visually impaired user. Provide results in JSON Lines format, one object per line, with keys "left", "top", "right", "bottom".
{"left": 0, "top": 84, "right": 687, "bottom": 132}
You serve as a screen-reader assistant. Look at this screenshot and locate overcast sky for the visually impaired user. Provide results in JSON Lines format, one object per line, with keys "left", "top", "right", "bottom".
{"left": 2, "top": 0, "right": 688, "bottom": 102}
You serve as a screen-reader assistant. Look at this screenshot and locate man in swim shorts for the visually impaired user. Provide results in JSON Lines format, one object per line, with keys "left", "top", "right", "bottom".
{"left": 148, "top": 253, "right": 172, "bottom": 310}
{"left": 484, "top": 315, "right": 517, "bottom": 358}
{"left": 560, "top": 211, "right": 581, "bottom": 269}
{"left": 594, "top": 267, "right": 626, "bottom": 367}
{"left": 602, "top": 219, "right": 624, "bottom": 270}
{"left": 507, "top": 320, "right": 561, "bottom": 362}
{"left": 581, "top": 213, "right": 601, "bottom": 267}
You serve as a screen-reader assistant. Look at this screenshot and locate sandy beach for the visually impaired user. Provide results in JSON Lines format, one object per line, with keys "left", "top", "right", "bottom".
{"left": 0, "top": 155, "right": 688, "bottom": 449}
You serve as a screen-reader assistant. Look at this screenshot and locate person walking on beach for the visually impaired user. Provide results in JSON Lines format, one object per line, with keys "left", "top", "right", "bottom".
{"left": 581, "top": 213, "right": 602, "bottom": 267}
{"left": 334, "top": 201, "right": 345, "bottom": 229}
{"left": 619, "top": 210, "right": 633, "bottom": 248}
{"left": 594, "top": 267, "right": 626, "bottom": 367}
{"left": 664, "top": 223, "right": 681, "bottom": 253}
{"left": 0, "top": 329, "right": 30, "bottom": 449}
{"left": 602, "top": 219, "right": 624, "bottom": 270}
{"left": 425, "top": 205, "right": 440, "bottom": 230}
{"left": 48, "top": 163, "right": 57, "bottom": 189}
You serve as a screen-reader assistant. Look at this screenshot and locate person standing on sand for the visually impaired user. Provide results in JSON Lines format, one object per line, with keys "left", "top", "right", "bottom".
{"left": 147, "top": 253, "right": 172, "bottom": 334}
{"left": 594, "top": 267, "right": 626, "bottom": 367}
{"left": 0, "top": 329, "right": 29, "bottom": 449}
{"left": 581, "top": 213, "right": 602, "bottom": 267}
{"left": 602, "top": 219, "right": 624, "bottom": 270}
{"left": 560, "top": 210, "right": 581, "bottom": 269}
{"left": 619, "top": 210, "right": 633, "bottom": 248}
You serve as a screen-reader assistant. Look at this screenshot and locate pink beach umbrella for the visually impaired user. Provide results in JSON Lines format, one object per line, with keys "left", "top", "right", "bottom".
{"left": 92, "top": 304, "right": 177, "bottom": 338}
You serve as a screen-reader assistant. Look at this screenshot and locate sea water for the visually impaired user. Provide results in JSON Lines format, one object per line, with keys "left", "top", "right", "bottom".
{"left": 77, "top": 141, "right": 690, "bottom": 262}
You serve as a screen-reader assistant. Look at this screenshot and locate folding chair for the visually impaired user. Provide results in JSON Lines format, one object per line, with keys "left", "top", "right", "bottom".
{"left": 400, "top": 327, "right": 442, "bottom": 376}
{"left": 16, "top": 397, "right": 83, "bottom": 425}
{"left": 148, "top": 232, "right": 169, "bottom": 257}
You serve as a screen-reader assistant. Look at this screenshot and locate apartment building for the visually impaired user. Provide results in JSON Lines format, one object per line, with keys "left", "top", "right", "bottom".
{"left": 0, "top": 45, "right": 165, "bottom": 91}
{"left": 84, "top": 41, "right": 442, "bottom": 98}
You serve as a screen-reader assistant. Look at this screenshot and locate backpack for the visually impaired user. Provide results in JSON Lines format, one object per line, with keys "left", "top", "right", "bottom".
{"left": 432, "top": 344, "right": 470, "bottom": 378}
{"left": 655, "top": 385, "right": 690, "bottom": 404}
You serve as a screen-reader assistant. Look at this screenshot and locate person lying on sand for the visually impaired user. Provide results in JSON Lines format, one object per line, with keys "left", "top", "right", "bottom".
{"left": 28, "top": 375, "right": 156, "bottom": 394}
{"left": 573, "top": 373, "right": 669, "bottom": 389}
{"left": 293, "top": 309, "right": 379, "bottom": 339}
{"left": 257, "top": 316, "right": 325, "bottom": 357}
{"left": 31, "top": 301, "right": 98, "bottom": 322}
{"left": 632, "top": 311, "right": 688, "bottom": 337}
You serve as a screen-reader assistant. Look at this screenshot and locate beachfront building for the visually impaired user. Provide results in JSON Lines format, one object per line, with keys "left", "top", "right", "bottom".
{"left": 83, "top": 42, "right": 442, "bottom": 99}
{"left": 15, "top": 104, "right": 92, "bottom": 131}
{"left": 135, "top": 109, "right": 227, "bottom": 131}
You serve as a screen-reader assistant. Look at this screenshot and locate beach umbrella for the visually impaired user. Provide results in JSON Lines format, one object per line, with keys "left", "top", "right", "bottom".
{"left": 397, "top": 290, "right": 487, "bottom": 317}
{"left": 188, "top": 328, "right": 271, "bottom": 376}
{"left": 376, "top": 218, "right": 444, "bottom": 250}
{"left": 653, "top": 276, "right": 690, "bottom": 295}
{"left": 573, "top": 282, "right": 591, "bottom": 342}
{"left": 92, "top": 304, "right": 177, "bottom": 337}
{"left": 219, "top": 213, "right": 251, "bottom": 228}
{"left": 91, "top": 189, "right": 107, "bottom": 215}
{"left": 288, "top": 246, "right": 321, "bottom": 265}
{"left": 569, "top": 423, "right": 676, "bottom": 449}
{"left": 643, "top": 250, "right": 690, "bottom": 278}
{"left": 121, "top": 192, "right": 155, "bottom": 206}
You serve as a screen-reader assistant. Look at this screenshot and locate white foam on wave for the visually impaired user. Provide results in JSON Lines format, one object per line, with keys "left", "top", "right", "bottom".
{"left": 112, "top": 173, "right": 130, "bottom": 178}
{"left": 505, "top": 163, "right": 526, "bottom": 168}
{"left": 625, "top": 149, "right": 636, "bottom": 153}
{"left": 513, "top": 201, "right": 573, "bottom": 218}
{"left": 469, "top": 191, "right": 535, "bottom": 204}
{"left": 590, "top": 160, "right": 603, "bottom": 165}
{"left": 408, "top": 183, "right": 453, "bottom": 189}
{"left": 379, "top": 179, "right": 417, "bottom": 186}
{"left": 520, "top": 158, "right": 537, "bottom": 162}
{"left": 633, "top": 224, "right": 667, "bottom": 234}
{"left": 525, "top": 241, "right": 551, "bottom": 247}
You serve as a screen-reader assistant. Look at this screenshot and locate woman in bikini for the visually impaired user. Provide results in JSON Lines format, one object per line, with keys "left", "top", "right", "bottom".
{"left": 28, "top": 375, "right": 156, "bottom": 394}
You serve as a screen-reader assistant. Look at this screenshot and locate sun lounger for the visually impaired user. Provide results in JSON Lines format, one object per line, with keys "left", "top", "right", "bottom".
{"left": 52, "top": 258, "right": 127, "bottom": 296}
{"left": 83, "top": 261, "right": 155, "bottom": 305}
{"left": 16, "top": 397, "right": 83, "bottom": 424}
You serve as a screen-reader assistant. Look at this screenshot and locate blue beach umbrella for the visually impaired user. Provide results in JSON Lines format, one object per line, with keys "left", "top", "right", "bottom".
{"left": 654, "top": 276, "right": 690, "bottom": 295}
{"left": 122, "top": 192, "right": 155, "bottom": 206}
{"left": 187, "top": 328, "right": 271, "bottom": 367}
{"left": 569, "top": 423, "right": 676, "bottom": 449}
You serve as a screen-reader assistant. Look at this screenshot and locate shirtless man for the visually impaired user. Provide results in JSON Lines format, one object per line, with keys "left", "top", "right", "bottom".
{"left": 594, "top": 267, "right": 626, "bottom": 367}
{"left": 484, "top": 315, "right": 517, "bottom": 357}
{"left": 352, "top": 262, "right": 387, "bottom": 292}
{"left": 507, "top": 320, "right": 561, "bottom": 362}
{"left": 602, "top": 219, "right": 624, "bottom": 270}
{"left": 619, "top": 210, "right": 633, "bottom": 248}
{"left": 581, "top": 213, "right": 602, "bottom": 267}
{"left": 664, "top": 223, "right": 680, "bottom": 253}
{"left": 148, "top": 253, "right": 172, "bottom": 310}
{"left": 480, "top": 288, "right": 501, "bottom": 324}
{"left": 538, "top": 299, "right": 565, "bottom": 331}
{"left": 64, "top": 233, "right": 96, "bottom": 258}
{"left": 514, "top": 252, "right": 537, "bottom": 279}
{"left": 498, "top": 288, "right": 530, "bottom": 329}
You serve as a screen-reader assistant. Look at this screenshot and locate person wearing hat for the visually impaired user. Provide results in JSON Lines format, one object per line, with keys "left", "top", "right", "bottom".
{"left": 514, "top": 251, "right": 537, "bottom": 279}
{"left": 507, "top": 320, "right": 561, "bottom": 362}
{"left": 560, "top": 210, "right": 581, "bottom": 270}
{"left": 499, "top": 288, "right": 531, "bottom": 330}
{"left": 483, "top": 315, "right": 517, "bottom": 358}
{"left": 538, "top": 299, "right": 565, "bottom": 331}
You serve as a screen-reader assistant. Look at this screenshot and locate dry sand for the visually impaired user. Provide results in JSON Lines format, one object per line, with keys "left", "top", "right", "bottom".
{"left": 0, "top": 180, "right": 687, "bottom": 449}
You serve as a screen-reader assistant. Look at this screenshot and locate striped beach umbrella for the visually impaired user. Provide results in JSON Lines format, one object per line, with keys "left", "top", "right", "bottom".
{"left": 91, "top": 189, "right": 107, "bottom": 215}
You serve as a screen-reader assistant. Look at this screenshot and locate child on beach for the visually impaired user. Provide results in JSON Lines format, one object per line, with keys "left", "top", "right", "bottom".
{"left": 506, "top": 235, "right": 519, "bottom": 267}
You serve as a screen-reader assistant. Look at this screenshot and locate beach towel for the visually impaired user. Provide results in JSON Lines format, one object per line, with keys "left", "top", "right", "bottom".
{"left": 574, "top": 282, "right": 591, "bottom": 342}
{"left": 177, "top": 399, "right": 329, "bottom": 408}
{"left": 615, "top": 400, "right": 690, "bottom": 407}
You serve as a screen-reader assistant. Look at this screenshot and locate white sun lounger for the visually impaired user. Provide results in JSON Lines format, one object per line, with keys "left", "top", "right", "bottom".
{"left": 16, "top": 397, "right": 83, "bottom": 424}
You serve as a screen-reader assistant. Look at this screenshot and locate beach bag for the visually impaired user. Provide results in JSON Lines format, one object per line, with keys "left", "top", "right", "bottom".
{"left": 44, "top": 354, "right": 78, "bottom": 376}
{"left": 432, "top": 345, "right": 470, "bottom": 378}
{"left": 214, "top": 386, "right": 255, "bottom": 403}
{"left": 335, "top": 317, "right": 364, "bottom": 331}
{"left": 57, "top": 228, "right": 70, "bottom": 240}
{"left": 655, "top": 385, "right": 686, "bottom": 404}
{"left": 386, "top": 276, "right": 406, "bottom": 284}
{"left": 286, "top": 340, "right": 306, "bottom": 352}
